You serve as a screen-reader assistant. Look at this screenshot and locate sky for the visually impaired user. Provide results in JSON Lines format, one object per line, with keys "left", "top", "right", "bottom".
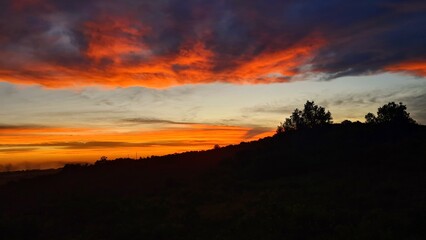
{"left": 0, "top": 0, "right": 425, "bottom": 171}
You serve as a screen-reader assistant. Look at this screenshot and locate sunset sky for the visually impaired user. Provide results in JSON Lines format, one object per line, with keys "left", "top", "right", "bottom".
{"left": 1, "top": 0, "right": 425, "bottom": 170}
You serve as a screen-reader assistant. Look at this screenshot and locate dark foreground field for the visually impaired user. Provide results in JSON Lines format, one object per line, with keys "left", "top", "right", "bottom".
{"left": 1, "top": 124, "right": 425, "bottom": 240}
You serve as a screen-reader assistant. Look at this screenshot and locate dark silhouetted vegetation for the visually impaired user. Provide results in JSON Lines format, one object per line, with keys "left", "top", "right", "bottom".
{"left": 365, "top": 102, "right": 416, "bottom": 125}
{"left": 341, "top": 119, "right": 352, "bottom": 125}
{"left": 0, "top": 101, "right": 424, "bottom": 240}
{"left": 277, "top": 100, "right": 332, "bottom": 133}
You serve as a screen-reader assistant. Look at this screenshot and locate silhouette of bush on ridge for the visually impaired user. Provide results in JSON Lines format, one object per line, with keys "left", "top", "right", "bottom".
{"left": 277, "top": 100, "right": 332, "bottom": 133}
{"left": 365, "top": 102, "right": 416, "bottom": 125}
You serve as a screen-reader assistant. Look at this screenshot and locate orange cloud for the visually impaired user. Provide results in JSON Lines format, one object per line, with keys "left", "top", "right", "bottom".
{"left": 225, "top": 36, "right": 325, "bottom": 84}
{"left": 0, "top": 20, "right": 324, "bottom": 89}
{"left": 83, "top": 15, "right": 149, "bottom": 61}
{"left": 386, "top": 60, "right": 426, "bottom": 76}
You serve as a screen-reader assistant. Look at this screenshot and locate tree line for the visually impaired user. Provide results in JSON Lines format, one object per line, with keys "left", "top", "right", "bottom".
{"left": 277, "top": 101, "right": 416, "bottom": 133}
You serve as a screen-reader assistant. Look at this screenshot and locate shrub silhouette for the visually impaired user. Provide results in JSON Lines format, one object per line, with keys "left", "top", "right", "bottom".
{"left": 277, "top": 100, "right": 332, "bottom": 133}
{"left": 365, "top": 102, "right": 416, "bottom": 125}
{"left": 94, "top": 156, "right": 108, "bottom": 165}
{"left": 341, "top": 120, "right": 352, "bottom": 125}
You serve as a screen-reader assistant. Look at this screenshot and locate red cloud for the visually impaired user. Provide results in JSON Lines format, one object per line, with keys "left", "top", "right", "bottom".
{"left": 386, "top": 60, "right": 426, "bottom": 77}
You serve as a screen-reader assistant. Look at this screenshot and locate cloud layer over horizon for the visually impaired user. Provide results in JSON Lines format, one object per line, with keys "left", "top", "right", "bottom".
{"left": 0, "top": 0, "right": 425, "bottom": 88}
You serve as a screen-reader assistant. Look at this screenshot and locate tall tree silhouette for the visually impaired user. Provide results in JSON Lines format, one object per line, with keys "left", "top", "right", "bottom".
{"left": 365, "top": 102, "right": 416, "bottom": 125}
{"left": 277, "top": 101, "right": 332, "bottom": 133}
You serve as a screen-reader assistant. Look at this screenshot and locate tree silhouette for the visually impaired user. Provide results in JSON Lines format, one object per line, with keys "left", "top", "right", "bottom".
{"left": 277, "top": 101, "right": 332, "bottom": 133}
{"left": 365, "top": 102, "right": 416, "bottom": 125}
{"left": 365, "top": 112, "right": 376, "bottom": 124}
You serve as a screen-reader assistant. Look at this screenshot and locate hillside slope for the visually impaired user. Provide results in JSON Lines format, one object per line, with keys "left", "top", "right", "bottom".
{"left": 1, "top": 124, "right": 425, "bottom": 240}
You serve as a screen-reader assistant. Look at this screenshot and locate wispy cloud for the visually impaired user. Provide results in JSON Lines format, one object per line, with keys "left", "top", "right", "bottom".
{"left": 0, "top": 124, "right": 98, "bottom": 134}
{"left": 122, "top": 118, "right": 197, "bottom": 125}
{"left": 0, "top": 141, "right": 206, "bottom": 149}
{"left": 0, "top": 124, "right": 48, "bottom": 130}
{"left": 0, "top": 147, "right": 38, "bottom": 153}
{"left": 244, "top": 127, "right": 274, "bottom": 139}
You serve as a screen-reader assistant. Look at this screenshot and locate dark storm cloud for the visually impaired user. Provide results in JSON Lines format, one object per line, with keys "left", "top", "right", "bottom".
{"left": 311, "top": 6, "right": 426, "bottom": 78}
{"left": 0, "top": 0, "right": 424, "bottom": 87}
